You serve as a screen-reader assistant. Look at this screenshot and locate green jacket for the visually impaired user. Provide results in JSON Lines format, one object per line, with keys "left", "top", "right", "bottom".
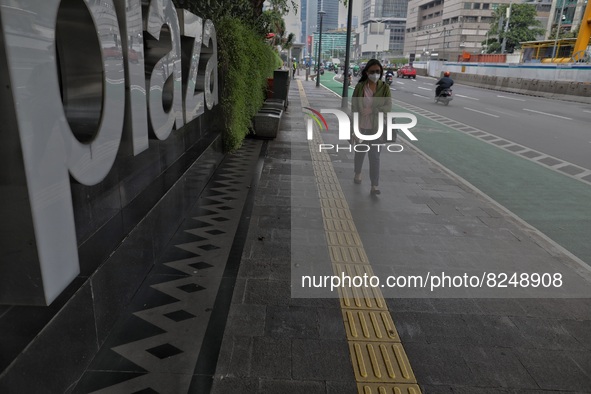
{"left": 351, "top": 80, "right": 392, "bottom": 132}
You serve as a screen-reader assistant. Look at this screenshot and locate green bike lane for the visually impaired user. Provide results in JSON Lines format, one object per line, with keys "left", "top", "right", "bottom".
{"left": 318, "top": 74, "right": 591, "bottom": 266}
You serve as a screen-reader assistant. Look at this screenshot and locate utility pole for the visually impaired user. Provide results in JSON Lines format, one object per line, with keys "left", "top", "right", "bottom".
{"left": 501, "top": 3, "right": 512, "bottom": 54}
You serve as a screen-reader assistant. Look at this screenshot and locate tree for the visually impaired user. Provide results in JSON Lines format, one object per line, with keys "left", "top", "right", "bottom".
{"left": 549, "top": 25, "right": 579, "bottom": 40}
{"left": 251, "top": 0, "right": 298, "bottom": 18}
{"left": 483, "top": 4, "right": 545, "bottom": 53}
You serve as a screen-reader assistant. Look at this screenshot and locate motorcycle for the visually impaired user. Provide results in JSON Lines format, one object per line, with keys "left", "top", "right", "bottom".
{"left": 385, "top": 73, "right": 393, "bottom": 85}
{"left": 435, "top": 88, "right": 453, "bottom": 105}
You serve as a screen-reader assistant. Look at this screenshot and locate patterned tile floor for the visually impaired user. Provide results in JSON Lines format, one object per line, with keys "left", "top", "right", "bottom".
{"left": 72, "top": 139, "right": 264, "bottom": 394}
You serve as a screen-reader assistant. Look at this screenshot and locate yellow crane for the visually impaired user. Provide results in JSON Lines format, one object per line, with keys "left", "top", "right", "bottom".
{"left": 521, "top": 0, "right": 590, "bottom": 63}
{"left": 571, "top": 0, "right": 591, "bottom": 62}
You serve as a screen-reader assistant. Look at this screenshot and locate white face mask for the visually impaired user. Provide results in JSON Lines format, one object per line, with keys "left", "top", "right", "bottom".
{"left": 368, "top": 73, "right": 380, "bottom": 83}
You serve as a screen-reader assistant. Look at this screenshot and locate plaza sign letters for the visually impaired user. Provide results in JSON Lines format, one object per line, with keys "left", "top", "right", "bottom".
{"left": 0, "top": 0, "right": 218, "bottom": 305}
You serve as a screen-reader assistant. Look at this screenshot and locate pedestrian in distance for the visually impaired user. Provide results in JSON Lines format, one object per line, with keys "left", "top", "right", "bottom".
{"left": 350, "top": 59, "right": 392, "bottom": 196}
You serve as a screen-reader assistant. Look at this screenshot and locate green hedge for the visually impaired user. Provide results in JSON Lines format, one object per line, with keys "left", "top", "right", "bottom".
{"left": 216, "top": 17, "right": 277, "bottom": 151}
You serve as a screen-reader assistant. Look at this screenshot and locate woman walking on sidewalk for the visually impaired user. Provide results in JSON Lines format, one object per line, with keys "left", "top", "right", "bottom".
{"left": 351, "top": 59, "right": 392, "bottom": 195}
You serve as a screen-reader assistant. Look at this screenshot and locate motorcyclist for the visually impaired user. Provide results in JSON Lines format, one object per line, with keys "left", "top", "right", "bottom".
{"left": 435, "top": 71, "right": 454, "bottom": 97}
{"left": 385, "top": 69, "right": 394, "bottom": 84}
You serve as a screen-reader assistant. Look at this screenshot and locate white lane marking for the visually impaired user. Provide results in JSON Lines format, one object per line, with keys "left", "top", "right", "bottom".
{"left": 487, "top": 108, "right": 517, "bottom": 117}
{"left": 522, "top": 108, "right": 572, "bottom": 120}
{"left": 418, "top": 87, "right": 431, "bottom": 91}
{"left": 463, "top": 107, "right": 499, "bottom": 118}
{"left": 584, "top": 110, "right": 591, "bottom": 114}
{"left": 497, "top": 95, "right": 526, "bottom": 101}
{"left": 423, "top": 82, "right": 432, "bottom": 85}
{"left": 456, "top": 94, "right": 480, "bottom": 100}
{"left": 396, "top": 81, "right": 404, "bottom": 85}
{"left": 413, "top": 94, "right": 429, "bottom": 99}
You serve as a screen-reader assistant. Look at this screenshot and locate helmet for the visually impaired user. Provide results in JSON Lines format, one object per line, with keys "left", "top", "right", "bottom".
{"left": 444, "top": 71, "right": 451, "bottom": 77}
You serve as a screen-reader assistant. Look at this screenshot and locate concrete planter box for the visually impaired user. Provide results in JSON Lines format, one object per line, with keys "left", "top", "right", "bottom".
{"left": 254, "top": 111, "right": 283, "bottom": 139}
{"left": 265, "top": 98, "right": 286, "bottom": 109}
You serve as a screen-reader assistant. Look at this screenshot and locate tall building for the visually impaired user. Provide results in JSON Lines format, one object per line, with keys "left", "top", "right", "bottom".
{"left": 318, "top": 0, "right": 340, "bottom": 31}
{"left": 403, "top": 0, "right": 513, "bottom": 61}
{"left": 283, "top": 0, "right": 303, "bottom": 48}
{"left": 306, "top": 0, "right": 318, "bottom": 58}
{"left": 301, "top": 0, "right": 361, "bottom": 61}
{"left": 301, "top": 0, "right": 308, "bottom": 43}
{"left": 358, "top": 0, "right": 408, "bottom": 59}
{"left": 312, "top": 31, "right": 355, "bottom": 61}
{"left": 524, "top": 0, "right": 552, "bottom": 38}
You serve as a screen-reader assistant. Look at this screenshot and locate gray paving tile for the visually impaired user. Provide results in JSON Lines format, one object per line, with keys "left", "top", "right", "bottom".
{"left": 326, "top": 380, "right": 357, "bottom": 394}
{"left": 259, "top": 379, "right": 326, "bottom": 394}
{"left": 211, "top": 376, "right": 259, "bottom": 394}
{"left": 474, "top": 299, "right": 528, "bottom": 316}
{"left": 429, "top": 299, "right": 484, "bottom": 315}
{"left": 265, "top": 306, "right": 319, "bottom": 339}
{"left": 214, "top": 336, "right": 253, "bottom": 378}
{"left": 250, "top": 337, "right": 291, "bottom": 379}
{"left": 419, "top": 385, "right": 454, "bottom": 394}
{"left": 516, "top": 299, "right": 585, "bottom": 320}
{"left": 224, "top": 304, "right": 266, "bottom": 337}
{"left": 403, "top": 343, "right": 480, "bottom": 386}
{"left": 452, "top": 387, "right": 513, "bottom": 394}
{"left": 509, "top": 316, "right": 583, "bottom": 350}
{"left": 243, "top": 279, "right": 291, "bottom": 306}
{"left": 515, "top": 348, "right": 591, "bottom": 392}
{"left": 561, "top": 319, "right": 591, "bottom": 350}
{"left": 237, "top": 258, "right": 290, "bottom": 281}
{"left": 386, "top": 298, "right": 436, "bottom": 314}
{"left": 460, "top": 347, "right": 538, "bottom": 389}
{"left": 568, "top": 351, "right": 591, "bottom": 384}
{"left": 291, "top": 338, "right": 354, "bottom": 381}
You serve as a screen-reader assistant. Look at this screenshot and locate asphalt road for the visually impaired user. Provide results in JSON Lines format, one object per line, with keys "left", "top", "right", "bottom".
{"left": 390, "top": 75, "right": 591, "bottom": 171}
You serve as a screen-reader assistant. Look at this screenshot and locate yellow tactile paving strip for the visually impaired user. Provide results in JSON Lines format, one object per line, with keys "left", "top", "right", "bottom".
{"left": 297, "top": 81, "right": 422, "bottom": 394}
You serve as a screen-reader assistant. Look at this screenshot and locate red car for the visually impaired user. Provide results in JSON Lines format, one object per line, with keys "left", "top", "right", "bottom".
{"left": 397, "top": 65, "right": 416, "bottom": 79}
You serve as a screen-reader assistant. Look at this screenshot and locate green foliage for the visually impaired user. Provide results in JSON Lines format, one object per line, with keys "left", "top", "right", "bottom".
{"left": 549, "top": 26, "right": 579, "bottom": 40}
{"left": 267, "top": 0, "right": 298, "bottom": 15}
{"left": 482, "top": 38, "right": 500, "bottom": 54}
{"left": 389, "top": 57, "right": 409, "bottom": 65}
{"left": 173, "top": 0, "right": 254, "bottom": 24}
{"left": 216, "top": 17, "right": 277, "bottom": 151}
{"left": 485, "top": 4, "right": 545, "bottom": 53}
{"left": 173, "top": 0, "right": 288, "bottom": 151}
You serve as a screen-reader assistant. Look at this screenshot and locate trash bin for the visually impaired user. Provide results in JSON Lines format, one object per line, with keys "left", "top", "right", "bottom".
{"left": 273, "top": 70, "right": 290, "bottom": 108}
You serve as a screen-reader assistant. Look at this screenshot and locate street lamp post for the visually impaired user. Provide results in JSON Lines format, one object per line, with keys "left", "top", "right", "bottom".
{"left": 426, "top": 30, "right": 431, "bottom": 59}
{"left": 552, "top": 0, "right": 567, "bottom": 59}
{"left": 316, "top": 9, "right": 326, "bottom": 87}
{"left": 341, "top": 0, "right": 354, "bottom": 105}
